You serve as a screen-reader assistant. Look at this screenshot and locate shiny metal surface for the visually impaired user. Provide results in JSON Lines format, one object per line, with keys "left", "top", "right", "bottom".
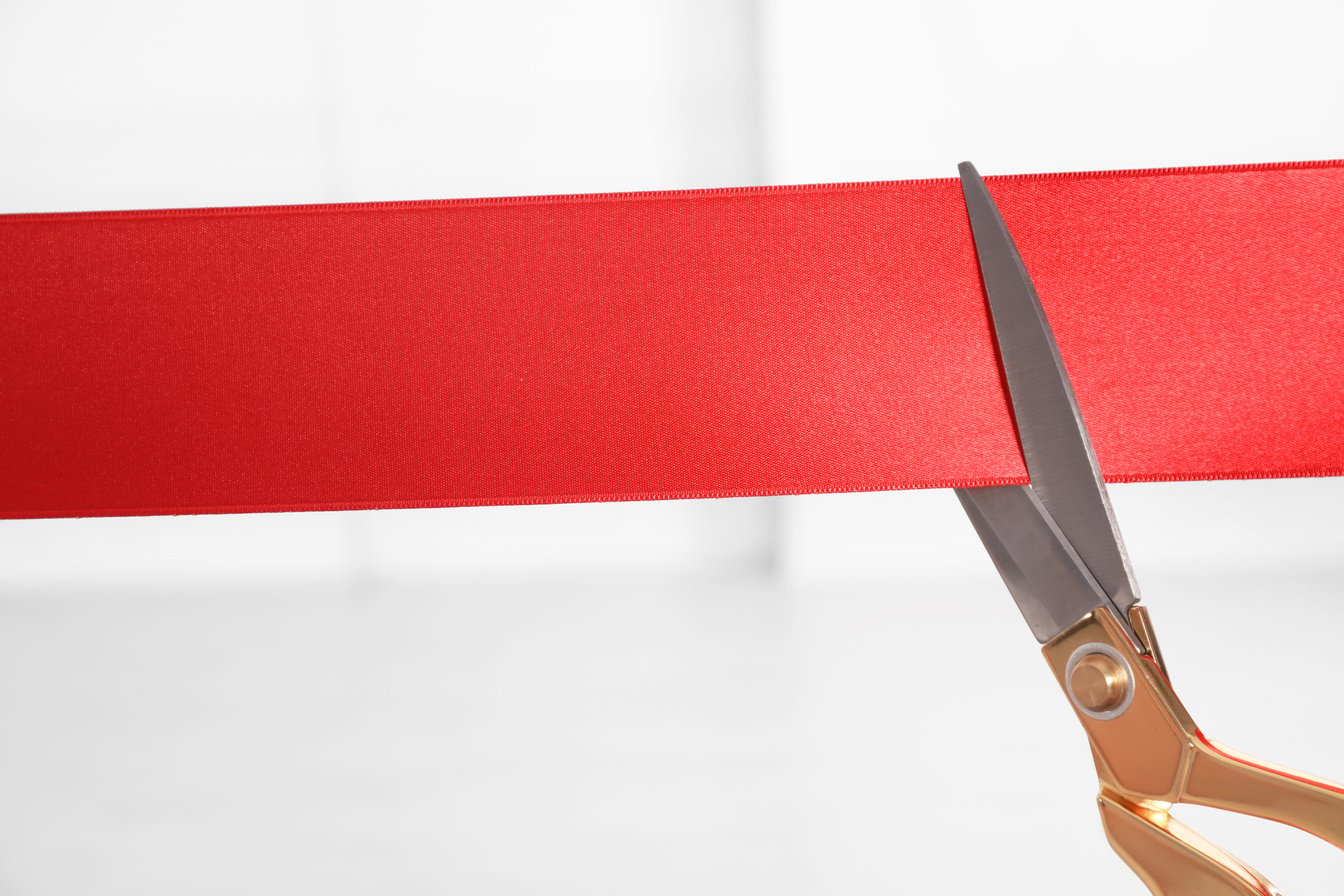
{"left": 955, "top": 484, "right": 1116, "bottom": 642}
{"left": 957, "top": 162, "right": 1142, "bottom": 638}
{"left": 956, "top": 164, "right": 1344, "bottom": 892}
{"left": 1063, "top": 642, "right": 1134, "bottom": 720}
{"left": 1042, "top": 607, "right": 1344, "bottom": 894}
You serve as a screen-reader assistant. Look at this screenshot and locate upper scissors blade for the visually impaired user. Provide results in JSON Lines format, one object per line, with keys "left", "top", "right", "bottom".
{"left": 958, "top": 162, "right": 1141, "bottom": 615}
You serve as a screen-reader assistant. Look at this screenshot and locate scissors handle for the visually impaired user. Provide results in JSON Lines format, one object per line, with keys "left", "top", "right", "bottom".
{"left": 1042, "top": 607, "right": 1344, "bottom": 894}
{"left": 1185, "top": 738, "right": 1344, "bottom": 848}
{"left": 1098, "top": 796, "right": 1281, "bottom": 896}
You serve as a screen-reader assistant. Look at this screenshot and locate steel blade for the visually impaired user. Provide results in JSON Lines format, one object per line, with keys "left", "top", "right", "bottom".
{"left": 958, "top": 162, "right": 1141, "bottom": 616}
{"left": 956, "top": 485, "right": 1115, "bottom": 643}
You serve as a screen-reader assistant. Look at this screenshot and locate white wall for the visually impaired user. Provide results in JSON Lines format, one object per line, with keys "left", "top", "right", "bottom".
{"left": 1, "top": 2, "right": 1342, "bottom": 893}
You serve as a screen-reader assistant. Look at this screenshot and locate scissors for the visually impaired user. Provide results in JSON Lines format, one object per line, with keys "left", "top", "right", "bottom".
{"left": 954, "top": 162, "right": 1344, "bottom": 895}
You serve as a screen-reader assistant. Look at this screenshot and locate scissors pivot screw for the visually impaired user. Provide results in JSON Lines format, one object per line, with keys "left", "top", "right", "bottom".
{"left": 1064, "top": 643, "right": 1134, "bottom": 720}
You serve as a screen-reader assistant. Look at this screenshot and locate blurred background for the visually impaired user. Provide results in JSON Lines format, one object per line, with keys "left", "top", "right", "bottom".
{"left": 1, "top": 1, "right": 1342, "bottom": 893}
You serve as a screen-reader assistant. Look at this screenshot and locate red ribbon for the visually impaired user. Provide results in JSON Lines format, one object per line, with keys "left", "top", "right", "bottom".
{"left": 3, "top": 161, "right": 1343, "bottom": 519}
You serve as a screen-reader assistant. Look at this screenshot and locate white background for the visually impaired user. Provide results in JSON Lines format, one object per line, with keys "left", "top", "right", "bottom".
{"left": 1, "top": 1, "right": 1342, "bottom": 893}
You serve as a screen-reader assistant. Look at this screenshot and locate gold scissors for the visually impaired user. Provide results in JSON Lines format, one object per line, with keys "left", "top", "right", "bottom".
{"left": 955, "top": 163, "right": 1344, "bottom": 894}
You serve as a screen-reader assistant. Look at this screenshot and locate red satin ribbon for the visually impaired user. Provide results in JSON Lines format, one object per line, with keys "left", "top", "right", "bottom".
{"left": 3, "top": 161, "right": 1343, "bottom": 520}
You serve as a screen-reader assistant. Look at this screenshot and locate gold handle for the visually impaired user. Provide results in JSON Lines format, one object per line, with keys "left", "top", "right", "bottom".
{"left": 1042, "top": 607, "right": 1344, "bottom": 895}
{"left": 1184, "top": 738, "right": 1344, "bottom": 849}
{"left": 1098, "top": 793, "right": 1281, "bottom": 896}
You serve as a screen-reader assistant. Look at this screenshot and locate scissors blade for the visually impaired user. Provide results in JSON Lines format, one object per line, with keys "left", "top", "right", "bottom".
{"left": 958, "top": 162, "right": 1142, "bottom": 620}
{"left": 956, "top": 484, "right": 1112, "bottom": 642}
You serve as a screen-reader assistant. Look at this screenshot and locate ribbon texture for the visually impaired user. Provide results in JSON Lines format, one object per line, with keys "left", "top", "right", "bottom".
{"left": 2, "top": 161, "right": 1343, "bottom": 519}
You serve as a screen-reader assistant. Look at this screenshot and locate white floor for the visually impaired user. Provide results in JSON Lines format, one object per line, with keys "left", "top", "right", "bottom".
{"left": 0, "top": 552, "right": 1339, "bottom": 894}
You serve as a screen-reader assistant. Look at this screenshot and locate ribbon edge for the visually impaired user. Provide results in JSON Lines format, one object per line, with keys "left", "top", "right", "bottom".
{"left": 3, "top": 158, "right": 1342, "bottom": 224}
{"left": 5, "top": 466, "right": 1342, "bottom": 521}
